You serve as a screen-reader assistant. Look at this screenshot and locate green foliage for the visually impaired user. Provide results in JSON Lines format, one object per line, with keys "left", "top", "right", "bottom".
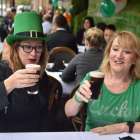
{"left": 88, "top": 0, "right": 140, "bottom": 37}
{"left": 17, "top": 0, "right": 32, "bottom": 5}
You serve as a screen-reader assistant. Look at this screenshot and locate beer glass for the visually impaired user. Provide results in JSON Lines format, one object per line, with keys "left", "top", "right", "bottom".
{"left": 26, "top": 64, "right": 41, "bottom": 94}
{"left": 89, "top": 71, "right": 104, "bottom": 101}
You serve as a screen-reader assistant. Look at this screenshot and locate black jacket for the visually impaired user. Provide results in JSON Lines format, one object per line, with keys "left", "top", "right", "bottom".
{"left": 76, "top": 29, "right": 85, "bottom": 46}
{"left": 47, "top": 30, "right": 78, "bottom": 54}
{"left": 0, "top": 61, "right": 53, "bottom": 132}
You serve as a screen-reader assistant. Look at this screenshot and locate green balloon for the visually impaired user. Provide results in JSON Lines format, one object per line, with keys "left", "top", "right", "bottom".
{"left": 69, "top": 5, "right": 78, "bottom": 15}
{"left": 100, "top": 0, "right": 115, "bottom": 17}
{"left": 52, "top": 0, "right": 58, "bottom": 8}
{"left": 58, "top": 6, "right": 66, "bottom": 15}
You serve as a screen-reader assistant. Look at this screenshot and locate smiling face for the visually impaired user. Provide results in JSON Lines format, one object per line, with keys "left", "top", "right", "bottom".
{"left": 83, "top": 19, "right": 91, "bottom": 30}
{"left": 109, "top": 37, "right": 137, "bottom": 74}
{"left": 18, "top": 39, "right": 43, "bottom": 66}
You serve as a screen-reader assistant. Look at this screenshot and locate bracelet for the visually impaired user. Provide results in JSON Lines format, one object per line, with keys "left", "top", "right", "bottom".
{"left": 74, "top": 94, "right": 85, "bottom": 103}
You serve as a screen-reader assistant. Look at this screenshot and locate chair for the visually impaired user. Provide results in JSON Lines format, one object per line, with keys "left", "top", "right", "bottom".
{"left": 68, "top": 83, "right": 87, "bottom": 131}
{"left": 47, "top": 47, "right": 76, "bottom": 63}
{"left": 48, "top": 75, "right": 63, "bottom": 112}
{"left": 47, "top": 75, "right": 63, "bottom": 131}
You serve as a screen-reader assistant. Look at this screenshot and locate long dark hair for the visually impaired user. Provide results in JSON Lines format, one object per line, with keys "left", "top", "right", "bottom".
{"left": 83, "top": 17, "right": 94, "bottom": 30}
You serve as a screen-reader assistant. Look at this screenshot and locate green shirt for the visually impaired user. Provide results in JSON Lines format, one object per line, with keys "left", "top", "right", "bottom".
{"left": 79, "top": 72, "right": 140, "bottom": 131}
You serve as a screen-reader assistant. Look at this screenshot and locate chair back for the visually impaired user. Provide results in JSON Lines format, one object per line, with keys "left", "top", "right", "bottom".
{"left": 48, "top": 75, "right": 63, "bottom": 112}
{"left": 47, "top": 47, "right": 76, "bottom": 63}
{"left": 68, "top": 83, "right": 87, "bottom": 131}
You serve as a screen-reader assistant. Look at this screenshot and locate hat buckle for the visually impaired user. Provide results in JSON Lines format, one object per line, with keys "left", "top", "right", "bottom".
{"left": 30, "top": 30, "right": 38, "bottom": 37}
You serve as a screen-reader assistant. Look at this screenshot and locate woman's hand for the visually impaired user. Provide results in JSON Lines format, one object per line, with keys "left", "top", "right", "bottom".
{"left": 76, "top": 80, "right": 92, "bottom": 103}
{"left": 4, "top": 69, "right": 39, "bottom": 94}
{"left": 90, "top": 123, "right": 126, "bottom": 135}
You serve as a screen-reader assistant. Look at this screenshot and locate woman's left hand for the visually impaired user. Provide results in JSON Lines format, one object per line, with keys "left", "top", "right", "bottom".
{"left": 90, "top": 123, "right": 126, "bottom": 135}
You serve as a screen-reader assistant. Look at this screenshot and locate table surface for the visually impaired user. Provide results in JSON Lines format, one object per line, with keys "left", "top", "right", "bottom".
{"left": 0, "top": 132, "right": 139, "bottom": 140}
{"left": 77, "top": 45, "right": 86, "bottom": 53}
{"left": 46, "top": 63, "right": 75, "bottom": 96}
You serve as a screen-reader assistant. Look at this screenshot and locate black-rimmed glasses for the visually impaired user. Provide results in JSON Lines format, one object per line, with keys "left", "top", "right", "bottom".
{"left": 19, "top": 44, "right": 45, "bottom": 53}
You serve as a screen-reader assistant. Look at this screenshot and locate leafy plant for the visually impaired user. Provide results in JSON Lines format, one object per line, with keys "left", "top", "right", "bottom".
{"left": 17, "top": 0, "right": 32, "bottom": 5}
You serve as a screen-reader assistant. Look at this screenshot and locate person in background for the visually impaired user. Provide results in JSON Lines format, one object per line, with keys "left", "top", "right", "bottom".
{"left": 62, "top": 27, "right": 104, "bottom": 85}
{"left": 0, "top": 8, "right": 11, "bottom": 42}
{"left": 47, "top": 9, "right": 53, "bottom": 18}
{"left": 51, "top": 14, "right": 69, "bottom": 34}
{"left": 9, "top": 7, "right": 16, "bottom": 30}
{"left": 65, "top": 30, "right": 140, "bottom": 135}
{"left": 76, "top": 17, "right": 94, "bottom": 46}
{"left": 50, "top": 15, "right": 58, "bottom": 34}
{"left": 47, "top": 15, "right": 78, "bottom": 53}
{"left": 102, "top": 24, "right": 116, "bottom": 51}
{"left": 2, "top": 39, "right": 11, "bottom": 60}
{"left": 2, "top": 10, "right": 23, "bottom": 60}
{"left": 9, "top": 8, "right": 23, "bottom": 35}
{"left": 3, "top": 8, "right": 11, "bottom": 28}
{"left": 96, "top": 22, "right": 106, "bottom": 32}
{"left": 0, "top": 12, "right": 54, "bottom": 132}
{"left": 42, "top": 14, "right": 53, "bottom": 36}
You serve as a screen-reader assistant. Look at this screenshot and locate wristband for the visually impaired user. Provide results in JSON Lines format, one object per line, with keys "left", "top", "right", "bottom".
{"left": 74, "top": 94, "right": 85, "bottom": 103}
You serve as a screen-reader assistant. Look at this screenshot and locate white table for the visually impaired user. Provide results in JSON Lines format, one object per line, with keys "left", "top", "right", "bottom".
{"left": 46, "top": 63, "right": 75, "bottom": 96}
{"left": 0, "top": 132, "right": 139, "bottom": 140}
{"left": 77, "top": 45, "right": 86, "bottom": 53}
{"left": 0, "top": 42, "right": 4, "bottom": 53}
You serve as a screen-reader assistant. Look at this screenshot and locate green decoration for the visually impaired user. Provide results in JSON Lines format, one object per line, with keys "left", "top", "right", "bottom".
{"left": 52, "top": 0, "right": 58, "bottom": 8}
{"left": 100, "top": 0, "right": 115, "bottom": 17}
{"left": 69, "top": 5, "right": 78, "bottom": 15}
{"left": 38, "top": 6, "right": 42, "bottom": 11}
{"left": 58, "top": 6, "right": 66, "bottom": 15}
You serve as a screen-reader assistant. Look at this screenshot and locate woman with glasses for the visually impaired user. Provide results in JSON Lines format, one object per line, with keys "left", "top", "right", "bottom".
{"left": 0, "top": 12, "right": 53, "bottom": 132}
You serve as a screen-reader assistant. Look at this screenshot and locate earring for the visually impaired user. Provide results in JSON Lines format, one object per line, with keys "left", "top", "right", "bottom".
{"left": 133, "top": 62, "right": 136, "bottom": 65}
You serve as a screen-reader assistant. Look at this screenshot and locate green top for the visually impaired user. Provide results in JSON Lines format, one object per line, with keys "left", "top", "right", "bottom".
{"left": 76, "top": 71, "right": 140, "bottom": 131}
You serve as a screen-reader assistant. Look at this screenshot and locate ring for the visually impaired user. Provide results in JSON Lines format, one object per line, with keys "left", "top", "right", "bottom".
{"left": 78, "top": 88, "right": 82, "bottom": 94}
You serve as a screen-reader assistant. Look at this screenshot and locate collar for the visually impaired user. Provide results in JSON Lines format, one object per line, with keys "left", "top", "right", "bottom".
{"left": 87, "top": 47, "right": 101, "bottom": 52}
{"left": 56, "top": 28, "right": 66, "bottom": 31}
{"left": 43, "top": 21, "right": 51, "bottom": 24}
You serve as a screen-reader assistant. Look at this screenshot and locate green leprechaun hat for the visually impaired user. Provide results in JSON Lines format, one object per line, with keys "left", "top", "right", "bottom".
{"left": 6, "top": 12, "right": 50, "bottom": 46}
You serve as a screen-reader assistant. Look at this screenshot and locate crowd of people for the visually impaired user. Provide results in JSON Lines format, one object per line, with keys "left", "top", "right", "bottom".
{"left": 0, "top": 6, "right": 140, "bottom": 135}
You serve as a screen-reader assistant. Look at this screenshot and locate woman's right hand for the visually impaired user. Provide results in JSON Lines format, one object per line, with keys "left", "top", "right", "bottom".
{"left": 4, "top": 69, "right": 39, "bottom": 95}
{"left": 65, "top": 80, "right": 92, "bottom": 117}
{"left": 76, "top": 80, "right": 92, "bottom": 103}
